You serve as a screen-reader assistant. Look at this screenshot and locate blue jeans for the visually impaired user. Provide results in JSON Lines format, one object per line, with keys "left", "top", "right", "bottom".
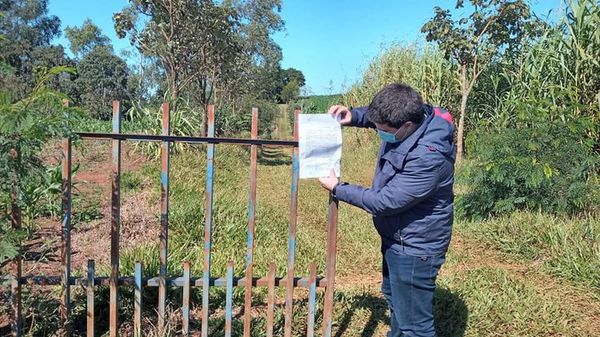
{"left": 382, "top": 247, "right": 446, "bottom": 337}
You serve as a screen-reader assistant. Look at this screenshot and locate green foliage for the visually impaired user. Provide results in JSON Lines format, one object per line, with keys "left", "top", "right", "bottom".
{"left": 300, "top": 94, "right": 342, "bottom": 112}
{"left": 0, "top": 66, "right": 80, "bottom": 264}
{"left": 471, "top": 0, "right": 600, "bottom": 145}
{"left": 113, "top": 0, "right": 285, "bottom": 111}
{"left": 421, "top": 0, "right": 541, "bottom": 67}
{"left": 0, "top": 0, "right": 65, "bottom": 99}
{"left": 278, "top": 67, "right": 306, "bottom": 103}
{"left": 75, "top": 46, "right": 129, "bottom": 119}
{"left": 20, "top": 163, "right": 79, "bottom": 226}
{"left": 285, "top": 95, "right": 343, "bottom": 130}
{"left": 216, "top": 96, "right": 278, "bottom": 137}
{"left": 127, "top": 100, "right": 201, "bottom": 158}
{"left": 457, "top": 123, "right": 599, "bottom": 219}
{"left": 0, "top": 227, "right": 26, "bottom": 263}
{"left": 64, "top": 18, "right": 110, "bottom": 58}
{"left": 280, "top": 80, "right": 300, "bottom": 103}
{"left": 421, "top": 0, "right": 544, "bottom": 162}
{"left": 343, "top": 43, "right": 459, "bottom": 111}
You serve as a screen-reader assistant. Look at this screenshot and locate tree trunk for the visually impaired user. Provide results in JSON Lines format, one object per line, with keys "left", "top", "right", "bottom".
{"left": 457, "top": 64, "right": 469, "bottom": 166}
{"left": 171, "top": 83, "right": 178, "bottom": 112}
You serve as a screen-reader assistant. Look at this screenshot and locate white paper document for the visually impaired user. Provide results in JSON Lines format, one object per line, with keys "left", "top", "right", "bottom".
{"left": 298, "top": 114, "right": 342, "bottom": 179}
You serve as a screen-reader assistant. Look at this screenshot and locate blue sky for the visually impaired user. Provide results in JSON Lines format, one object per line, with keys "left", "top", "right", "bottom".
{"left": 48, "top": 0, "right": 560, "bottom": 95}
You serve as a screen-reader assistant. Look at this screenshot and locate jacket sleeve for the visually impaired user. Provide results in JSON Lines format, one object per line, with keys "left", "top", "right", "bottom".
{"left": 350, "top": 107, "right": 376, "bottom": 129}
{"left": 334, "top": 157, "right": 440, "bottom": 216}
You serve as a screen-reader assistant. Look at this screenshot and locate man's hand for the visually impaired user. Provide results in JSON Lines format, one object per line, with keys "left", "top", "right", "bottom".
{"left": 328, "top": 105, "right": 352, "bottom": 126}
{"left": 318, "top": 169, "right": 339, "bottom": 192}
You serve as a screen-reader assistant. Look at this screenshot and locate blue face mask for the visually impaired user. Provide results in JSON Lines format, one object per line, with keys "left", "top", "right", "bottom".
{"left": 376, "top": 128, "right": 401, "bottom": 143}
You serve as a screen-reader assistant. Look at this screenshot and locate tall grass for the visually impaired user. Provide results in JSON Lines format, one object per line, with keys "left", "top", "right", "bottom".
{"left": 471, "top": 0, "right": 600, "bottom": 140}
{"left": 342, "top": 43, "right": 459, "bottom": 111}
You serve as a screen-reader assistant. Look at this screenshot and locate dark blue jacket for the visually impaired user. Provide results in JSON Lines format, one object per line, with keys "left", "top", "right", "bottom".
{"left": 335, "top": 105, "right": 455, "bottom": 256}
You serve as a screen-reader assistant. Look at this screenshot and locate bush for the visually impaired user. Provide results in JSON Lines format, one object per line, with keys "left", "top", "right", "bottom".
{"left": 457, "top": 123, "right": 599, "bottom": 219}
{"left": 216, "top": 96, "right": 278, "bottom": 138}
{"left": 1, "top": 66, "right": 80, "bottom": 264}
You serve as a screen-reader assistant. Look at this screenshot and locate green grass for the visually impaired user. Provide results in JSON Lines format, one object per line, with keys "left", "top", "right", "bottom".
{"left": 456, "top": 211, "right": 600, "bottom": 299}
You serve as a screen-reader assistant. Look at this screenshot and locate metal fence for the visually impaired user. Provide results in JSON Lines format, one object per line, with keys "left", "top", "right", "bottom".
{"left": 2, "top": 101, "right": 339, "bottom": 336}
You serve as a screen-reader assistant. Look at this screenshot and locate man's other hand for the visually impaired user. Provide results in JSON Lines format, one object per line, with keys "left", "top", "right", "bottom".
{"left": 319, "top": 169, "right": 339, "bottom": 192}
{"left": 328, "top": 105, "right": 352, "bottom": 126}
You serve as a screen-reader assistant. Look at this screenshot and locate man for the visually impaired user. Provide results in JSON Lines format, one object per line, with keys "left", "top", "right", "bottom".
{"left": 319, "top": 83, "right": 455, "bottom": 337}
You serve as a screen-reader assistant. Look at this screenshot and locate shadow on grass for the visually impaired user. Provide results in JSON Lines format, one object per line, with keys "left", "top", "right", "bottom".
{"left": 258, "top": 147, "right": 292, "bottom": 166}
{"left": 1, "top": 284, "right": 467, "bottom": 336}
{"left": 333, "top": 287, "right": 468, "bottom": 337}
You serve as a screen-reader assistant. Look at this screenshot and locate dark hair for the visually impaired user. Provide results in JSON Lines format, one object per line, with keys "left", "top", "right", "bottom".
{"left": 367, "top": 83, "right": 424, "bottom": 128}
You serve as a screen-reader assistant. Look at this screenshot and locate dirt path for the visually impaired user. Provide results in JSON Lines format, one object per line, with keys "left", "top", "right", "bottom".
{"left": 12, "top": 140, "right": 156, "bottom": 277}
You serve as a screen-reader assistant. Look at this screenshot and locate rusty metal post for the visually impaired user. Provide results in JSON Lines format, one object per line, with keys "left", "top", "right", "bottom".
{"left": 9, "top": 158, "right": 22, "bottom": 337}
{"left": 322, "top": 192, "right": 339, "bottom": 337}
{"left": 134, "top": 262, "right": 142, "bottom": 337}
{"left": 306, "top": 262, "right": 317, "bottom": 337}
{"left": 109, "top": 100, "right": 122, "bottom": 337}
{"left": 225, "top": 261, "right": 234, "bottom": 337}
{"left": 87, "top": 260, "right": 95, "bottom": 337}
{"left": 158, "top": 102, "right": 170, "bottom": 335}
{"left": 201, "top": 105, "right": 216, "bottom": 337}
{"left": 266, "top": 262, "right": 276, "bottom": 337}
{"left": 284, "top": 108, "right": 301, "bottom": 337}
{"left": 243, "top": 108, "right": 259, "bottom": 337}
{"left": 182, "top": 262, "right": 190, "bottom": 336}
{"left": 61, "top": 136, "right": 72, "bottom": 335}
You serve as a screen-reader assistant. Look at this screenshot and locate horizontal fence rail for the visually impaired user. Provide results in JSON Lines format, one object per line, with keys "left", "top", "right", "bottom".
{"left": 76, "top": 132, "right": 298, "bottom": 147}
{"left": 1, "top": 101, "right": 338, "bottom": 337}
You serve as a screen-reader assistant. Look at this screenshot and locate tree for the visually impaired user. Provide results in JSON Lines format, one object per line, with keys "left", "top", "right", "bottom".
{"left": 75, "top": 46, "right": 129, "bottom": 119}
{"left": 282, "top": 67, "right": 305, "bottom": 88}
{"left": 280, "top": 80, "right": 299, "bottom": 103}
{"left": 114, "top": 0, "right": 240, "bottom": 109}
{"left": 114, "top": 0, "right": 285, "bottom": 134}
{"left": 421, "top": 0, "right": 541, "bottom": 164}
{"left": 64, "top": 19, "right": 110, "bottom": 58}
{"left": 123, "top": 50, "right": 164, "bottom": 109}
{"left": 0, "top": 0, "right": 65, "bottom": 98}
{"left": 279, "top": 67, "right": 305, "bottom": 102}
{"left": 64, "top": 20, "right": 130, "bottom": 118}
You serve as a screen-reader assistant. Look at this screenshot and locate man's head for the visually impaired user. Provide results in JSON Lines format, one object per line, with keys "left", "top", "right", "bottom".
{"left": 367, "top": 83, "right": 424, "bottom": 142}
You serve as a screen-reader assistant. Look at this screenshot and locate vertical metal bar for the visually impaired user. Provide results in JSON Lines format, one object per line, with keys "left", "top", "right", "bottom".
{"left": 243, "top": 108, "right": 259, "bottom": 337}
{"left": 110, "top": 100, "right": 122, "bottom": 337}
{"left": 9, "top": 276, "right": 21, "bottom": 337}
{"left": 266, "top": 262, "right": 276, "bottom": 337}
{"left": 201, "top": 105, "right": 216, "bottom": 337}
{"left": 182, "top": 262, "right": 191, "bottom": 337}
{"left": 306, "top": 263, "right": 317, "bottom": 337}
{"left": 284, "top": 109, "right": 300, "bottom": 337}
{"left": 87, "top": 260, "right": 95, "bottom": 337}
{"left": 61, "top": 136, "right": 72, "bottom": 335}
{"left": 322, "top": 193, "right": 339, "bottom": 337}
{"left": 9, "top": 182, "right": 21, "bottom": 337}
{"left": 224, "top": 261, "right": 234, "bottom": 337}
{"left": 158, "top": 102, "right": 170, "bottom": 335}
{"left": 134, "top": 262, "right": 142, "bottom": 337}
